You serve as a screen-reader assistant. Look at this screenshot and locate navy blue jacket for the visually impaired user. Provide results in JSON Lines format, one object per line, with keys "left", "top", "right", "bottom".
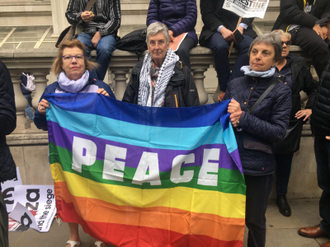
{"left": 147, "top": 0, "right": 198, "bottom": 44}
{"left": 224, "top": 75, "right": 291, "bottom": 175}
{"left": 34, "top": 75, "right": 115, "bottom": 131}
{"left": 0, "top": 60, "right": 17, "bottom": 183}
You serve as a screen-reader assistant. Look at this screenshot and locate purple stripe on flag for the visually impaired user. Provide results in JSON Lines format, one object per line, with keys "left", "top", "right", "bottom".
{"left": 48, "top": 121, "right": 240, "bottom": 172}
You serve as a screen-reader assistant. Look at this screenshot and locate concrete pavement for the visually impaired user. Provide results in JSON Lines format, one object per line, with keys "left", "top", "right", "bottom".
{"left": 9, "top": 198, "right": 330, "bottom": 247}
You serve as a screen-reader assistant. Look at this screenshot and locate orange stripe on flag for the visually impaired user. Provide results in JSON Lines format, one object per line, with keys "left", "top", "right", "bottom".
{"left": 55, "top": 181, "right": 245, "bottom": 242}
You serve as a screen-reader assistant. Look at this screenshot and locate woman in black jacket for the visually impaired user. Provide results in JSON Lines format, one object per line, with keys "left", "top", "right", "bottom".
{"left": 122, "top": 22, "right": 199, "bottom": 107}
{"left": 272, "top": 30, "right": 318, "bottom": 217}
{"left": 223, "top": 33, "right": 292, "bottom": 247}
{"left": 0, "top": 60, "right": 16, "bottom": 247}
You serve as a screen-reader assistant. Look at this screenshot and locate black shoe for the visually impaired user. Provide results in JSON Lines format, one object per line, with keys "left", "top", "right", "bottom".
{"left": 276, "top": 195, "right": 291, "bottom": 217}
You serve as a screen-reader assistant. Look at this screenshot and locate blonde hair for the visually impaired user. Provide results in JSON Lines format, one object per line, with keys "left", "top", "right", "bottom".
{"left": 271, "top": 29, "right": 291, "bottom": 41}
{"left": 52, "top": 39, "right": 98, "bottom": 75}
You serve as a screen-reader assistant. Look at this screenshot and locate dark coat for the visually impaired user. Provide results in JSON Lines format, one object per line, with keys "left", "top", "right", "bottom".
{"left": 146, "top": 0, "right": 198, "bottom": 44}
{"left": 34, "top": 75, "right": 115, "bottom": 131}
{"left": 311, "top": 68, "right": 330, "bottom": 138}
{"left": 272, "top": 0, "right": 330, "bottom": 31}
{"left": 223, "top": 75, "right": 291, "bottom": 175}
{"left": 285, "top": 55, "right": 318, "bottom": 120}
{"left": 122, "top": 59, "right": 199, "bottom": 107}
{"left": 199, "top": 0, "right": 257, "bottom": 46}
{"left": 0, "top": 60, "right": 17, "bottom": 183}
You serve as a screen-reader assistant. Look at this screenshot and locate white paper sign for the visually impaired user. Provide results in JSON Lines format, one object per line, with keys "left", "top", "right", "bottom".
{"left": 9, "top": 185, "right": 56, "bottom": 232}
{"left": 9, "top": 202, "right": 39, "bottom": 230}
{"left": 223, "top": 0, "right": 270, "bottom": 19}
{"left": 1, "top": 167, "right": 22, "bottom": 213}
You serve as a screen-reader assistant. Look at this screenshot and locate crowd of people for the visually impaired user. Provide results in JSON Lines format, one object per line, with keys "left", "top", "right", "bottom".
{"left": 1, "top": 0, "right": 330, "bottom": 247}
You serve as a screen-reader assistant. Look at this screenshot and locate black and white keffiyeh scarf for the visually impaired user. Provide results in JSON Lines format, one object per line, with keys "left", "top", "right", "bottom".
{"left": 138, "top": 49, "right": 178, "bottom": 107}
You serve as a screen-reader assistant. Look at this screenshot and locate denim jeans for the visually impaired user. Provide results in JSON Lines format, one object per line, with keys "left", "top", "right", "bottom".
{"left": 77, "top": 33, "right": 117, "bottom": 81}
{"left": 245, "top": 174, "right": 274, "bottom": 247}
{"left": 23, "top": 94, "right": 34, "bottom": 120}
{"left": 206, "top": 32, "right": 253, "bottom": 92}
{"left": 274, "top": 153, "right": 294, "bottom": 195}
{"left": 314, "top": 137, "right": 330, "bottom": 237}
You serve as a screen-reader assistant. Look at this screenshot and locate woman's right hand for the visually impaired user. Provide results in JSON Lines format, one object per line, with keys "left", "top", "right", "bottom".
{"left": 228, "top": 99, "right": 242, "bottom": 127}
{"left": 38, "top": 99, "right": 50, "bottom": 115}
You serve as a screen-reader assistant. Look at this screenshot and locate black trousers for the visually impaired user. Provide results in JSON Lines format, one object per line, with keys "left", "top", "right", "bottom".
{"left": 175, "top": 36, "right": 196, "bottom": 70}
{"left": 289, "top": 27, "right": 329, "bottom": 78}
{"left": 245, "top": 174, "right": 274, "bottom": 247}
{"left": 314, "top": 137, "right": 330, "bottom": 237}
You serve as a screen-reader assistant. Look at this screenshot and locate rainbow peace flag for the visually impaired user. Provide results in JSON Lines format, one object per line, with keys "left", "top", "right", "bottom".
{"left": 46, "top": 93, "right": 246, "bottom": 247}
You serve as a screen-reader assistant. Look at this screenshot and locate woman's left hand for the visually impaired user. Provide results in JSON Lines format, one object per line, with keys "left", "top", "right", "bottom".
{"left": 295, "top": 109, "right": 312, "bottom": 121}
{"left": 97, "top": 88, "right": 110, "bottom": 97}
{"left": 326, "top": 136, "right": 330, "bottom": 140}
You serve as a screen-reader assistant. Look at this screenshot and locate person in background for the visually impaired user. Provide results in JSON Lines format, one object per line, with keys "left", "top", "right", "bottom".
{"left": 297, "top": 15, "right": 330, "bottom": 243}
{"left": 19, "top": 72, "right": 35, "bottom": 120}
{"left": 272, "top": 0, "right": 330, "bottom": 78}
{"left": 223, "top": 33, "right": 291, "bottom": 247}
{"left": 66, "top": 0, "right": 121, "bottom": 81}
{"left": 122, "top": 22, "right": 199, "bottom": 107}
{"left": 199, "top": 0, "right": 257, "bottom": 100}
{"left": 0, "top": 60, "right": 17, "bottom": 247}
{"left": 271, "top": 29, "right": 318, "bottom": 217}
{"left": 34, "top": 40, "right": 114, "bottom": 247}
{"left": 146, "top": 0, "right": 197, "bottom": 70}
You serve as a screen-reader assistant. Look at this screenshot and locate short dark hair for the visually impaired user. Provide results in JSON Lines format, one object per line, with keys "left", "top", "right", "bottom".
{"left": 248, "top": 33, "right": 283, "bottom": 62}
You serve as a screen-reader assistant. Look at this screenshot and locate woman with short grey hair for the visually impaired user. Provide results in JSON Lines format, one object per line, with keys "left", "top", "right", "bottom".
{"left": 146, "top": 22, "right": 170, "bottom": 45}
{"left": 122, "top": 22, "right": 199, "bottom": 107}
{"left": 248, "top": 33, "right": 283, "bottom": 62}
{"left": 223, "top": 32, "right": 292, "bottom": 247}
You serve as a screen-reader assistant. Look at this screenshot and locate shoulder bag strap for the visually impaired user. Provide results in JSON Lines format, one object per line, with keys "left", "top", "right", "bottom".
{"left": 85, "top": 0, "right": 97, "bottom": 11}
{"left": 249, "top": 76, "right": 281, "bottom": 114}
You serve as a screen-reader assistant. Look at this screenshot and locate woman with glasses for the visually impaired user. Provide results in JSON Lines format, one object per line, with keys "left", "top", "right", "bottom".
{"left": 34, "top": 39, "right": 114, "bottom": 247}
{"left": 271, "top": 30, "right": 318, "bottom": 217}
{"left": 122, "top": 22, "right": 199, "bottom": 107}
{"left": 146, "top": 0, "right": 197, "bottom": 70}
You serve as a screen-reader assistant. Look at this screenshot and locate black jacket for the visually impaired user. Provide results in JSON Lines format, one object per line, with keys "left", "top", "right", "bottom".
{"left": 273, "top": 0, "right": 330, "bottom": 31}
{"left": 284, "top": 55, "right": 318, "bottom": 121}
{"left": 122, "top": 59, "right": 199, "bottom": 107}
{"left": 311, "top": 68, "right": 330, "bottom": 138}
{"left": 199, "top": 0, "right": 257, "bottom": 46}
{"left": 66, "top": 0, "right": 121, "bottom": 37}
{"left": 223, "top": 75, "right": 291, "bottom": 175}
{"left": 0, "top": 60, "right": 16, "bottom": 183}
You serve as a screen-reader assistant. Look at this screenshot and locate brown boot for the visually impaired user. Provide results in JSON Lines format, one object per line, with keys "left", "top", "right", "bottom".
{"left": 298, "top": 225, "right": 325, "bottom": 238}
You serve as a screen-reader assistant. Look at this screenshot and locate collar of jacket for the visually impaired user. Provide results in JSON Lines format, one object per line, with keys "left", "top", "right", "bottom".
{"left": 132, "top": 59, "right": 185, "bottom": 87}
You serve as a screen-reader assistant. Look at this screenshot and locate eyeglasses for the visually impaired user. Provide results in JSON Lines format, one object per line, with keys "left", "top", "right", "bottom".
{"left": 148, "top": 40, "right": 167, "bottom": 47}
{"left": 282, "top": 41, "right": 292, "bottom": 46}
{"left": 62, "top": 54, "right": 84, "bottom": 61}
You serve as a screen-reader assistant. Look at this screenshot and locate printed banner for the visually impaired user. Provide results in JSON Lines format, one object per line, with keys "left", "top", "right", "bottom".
{"left": 9, "top": 185, "right": 56, "bottom": 232}
{"left": 45, "top": 93, "right": 246, "bottom": 247}
{"left": 223, "top": 0, "right": 270, "bottom": 19}
{"left": 1, "top": 167, "right": 22, "bottom": 213}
